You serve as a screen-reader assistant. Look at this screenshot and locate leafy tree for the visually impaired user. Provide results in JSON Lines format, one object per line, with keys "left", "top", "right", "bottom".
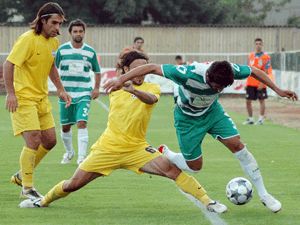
{"left": 0, "top": 0, "right": 292, "bottom": 25}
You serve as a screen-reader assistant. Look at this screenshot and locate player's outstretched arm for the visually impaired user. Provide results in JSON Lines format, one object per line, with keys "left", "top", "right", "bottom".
{"left": 49, "top": 63, "right": 72, "bottom": 107}
{"left": 104, "top": 64, "right": 162, "bottom": 93}
{"left": 250, "top": 66, "right": 298, "bottom": 101}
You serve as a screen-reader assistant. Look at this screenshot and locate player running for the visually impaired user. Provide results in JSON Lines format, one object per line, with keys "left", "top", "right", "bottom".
{"left": 19, "top": 51, "right": 227, "bottom": 214}
{"left": 103, "top": 60, "right": 297, "bottom": 213}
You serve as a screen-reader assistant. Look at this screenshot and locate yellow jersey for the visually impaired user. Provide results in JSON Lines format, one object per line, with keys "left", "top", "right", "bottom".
{"left": 96, "top": 82, "right": 160, "bottom": 152}
{"left": 7, "top": 30, "right": 59, "bottom": 100}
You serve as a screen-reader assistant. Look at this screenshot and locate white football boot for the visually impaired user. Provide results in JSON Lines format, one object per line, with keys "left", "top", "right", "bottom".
{"left": 19, "top": 198, "right": 44, "bottom": 208}
{"left": 260, "top": 194, "right": 282, "bottom": 213}
{"left": 61, "top": 151, "right": 75, "bottom": 164}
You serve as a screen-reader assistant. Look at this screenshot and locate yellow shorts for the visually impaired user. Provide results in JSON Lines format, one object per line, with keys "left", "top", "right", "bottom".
{"left": 79, "top": 143, "right": 161, "bottom": 176}
{"left": 11, "top": 97, "right": 55, "bottom": 136}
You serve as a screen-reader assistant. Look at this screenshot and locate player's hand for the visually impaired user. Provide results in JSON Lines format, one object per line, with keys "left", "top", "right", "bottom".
{"left": 91, "top": 88, "right": 100, "bottom": 100}
{"left": 59, "top": 91, "right": 72, "bottom": 108}
{"left": 5, "top": 93, "right": 18, "bottom": 113}
{"left": 103, "top": 77, "right": 123, "bottom": 93}
{"left": 277, "top": 89, "right": 298, "bottom": 101}
{"left": 122, "top": 81, "right": 134, "bottom": 93}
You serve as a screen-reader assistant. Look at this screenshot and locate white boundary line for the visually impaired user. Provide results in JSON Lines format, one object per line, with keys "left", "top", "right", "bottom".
{"left": 179, "top": 190, "right": 228, "bottom": 225}
{"left": 95, "top": 98, "right": 109, "bottom": 112}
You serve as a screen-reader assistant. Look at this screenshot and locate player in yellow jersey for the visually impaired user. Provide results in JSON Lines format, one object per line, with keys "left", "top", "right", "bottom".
{"left": 19, "top": 50, "right": 227, "bottom": 214}
{"left": 3, "top": 2, "right": 71, "bottom": 199}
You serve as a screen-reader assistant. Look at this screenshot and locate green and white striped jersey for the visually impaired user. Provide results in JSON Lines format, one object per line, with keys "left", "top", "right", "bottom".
{"left": 55, "top": 42, "right": 101, "bottom": 103}
{"left": 161, "top": 62, "right": 251, "bottom": 116}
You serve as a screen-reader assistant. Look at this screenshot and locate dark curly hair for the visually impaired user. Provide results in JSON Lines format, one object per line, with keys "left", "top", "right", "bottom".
{"left": 117, "top": 50, "right": 149, "bottom": 74}
{"left": 206, "top": 61, "right": 234, "bottom": 87}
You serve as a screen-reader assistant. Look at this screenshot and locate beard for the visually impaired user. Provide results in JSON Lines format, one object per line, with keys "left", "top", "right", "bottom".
{"left": 73, "top": 36, "right": 83, "bottom": 43}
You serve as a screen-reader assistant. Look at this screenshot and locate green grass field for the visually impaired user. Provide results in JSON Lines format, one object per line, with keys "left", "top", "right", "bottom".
{"left": 0, "top": 95, "right": 299, "bottom": 225}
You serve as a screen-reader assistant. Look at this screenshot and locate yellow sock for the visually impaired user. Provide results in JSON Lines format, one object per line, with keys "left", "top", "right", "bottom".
{"left": 175, "top": 172, "right": 211, "bottom": 206}
{"left": 41, "top": 181, "right": 69, "bottom": 206}
{"left": 20, "top": 146, "right": 36, "bottom": 188}
{"left": 34, "top": 145, "right": 49, "bottom": 168}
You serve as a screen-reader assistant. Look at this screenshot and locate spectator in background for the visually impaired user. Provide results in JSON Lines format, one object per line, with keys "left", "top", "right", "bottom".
{"left": 132, "top": 37, "right": 144, "bottom": 52}
{"left": 117, "top": 37, "right": 145, "bottom": 76}
{"left": 243, "top": 38, "right": 273, "bottom": 125}
{"left": 175, "top": 55, "right": 185, "bottom": 65}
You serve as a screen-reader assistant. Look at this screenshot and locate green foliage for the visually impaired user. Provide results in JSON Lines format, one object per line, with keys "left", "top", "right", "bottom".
{"left": 287, "top": 16, "right": 300, "bottom": 26}
{"left": 222, "top": 0, "right": 291, "bottom": 25}
{"left": 0, "top": 0, "right": 293, "bottom": 25}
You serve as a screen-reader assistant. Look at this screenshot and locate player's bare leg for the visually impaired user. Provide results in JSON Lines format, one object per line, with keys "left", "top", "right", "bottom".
{"left": 219, "top": 136, "right": 281, "bottom": 212}
{"left": 243, "top": 99, "right": 254, "bottom": 124}
{"left": 256, "top": 99, "right": 265, "bottom": 125}
{"left": 141, "top": 156, "right": 227, "bottom": 213}
{"left": 19, "top": 168, "right": 102, "bottom": 208}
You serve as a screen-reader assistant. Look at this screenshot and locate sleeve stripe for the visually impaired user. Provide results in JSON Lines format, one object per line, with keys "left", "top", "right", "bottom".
{"left": 160, "top": 64, "right": 166, "bottom": 77}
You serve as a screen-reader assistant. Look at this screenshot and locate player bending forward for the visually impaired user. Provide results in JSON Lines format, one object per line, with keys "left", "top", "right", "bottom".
{"left": 103, "top": 60, "right": 297, "bottom": 213}
{"left": 19, "top": 51, "right": 227, "bottom": 214}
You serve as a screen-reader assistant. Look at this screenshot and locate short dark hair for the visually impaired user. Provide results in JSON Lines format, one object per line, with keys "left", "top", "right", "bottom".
{"left": 206, "top": 61, "right": 234, "bottom": 87}
{"left": 68, "top": 19, "right": 86, "bottom": 33}
{"left": 255, "top": 38, "right": 263, "bottom": 42}
{"left": 175, "top": 55, "right": 182, "bottom": 60}
{"left": 134, "top": 37, "right": 144, "bottom": 43}
{"left": 30, "top": 2, "right": 65, "bottom": 35}
{"left": 117, "top": 50, "right": 149, "bottom": 74}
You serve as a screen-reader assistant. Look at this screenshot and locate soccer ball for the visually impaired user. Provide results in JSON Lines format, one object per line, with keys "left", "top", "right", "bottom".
{"left": 226, "top": 177, "right": 253, "bottom": 205}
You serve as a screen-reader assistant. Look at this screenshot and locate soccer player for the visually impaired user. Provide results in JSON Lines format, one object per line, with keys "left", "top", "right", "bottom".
{"left": 3, "top": 2, "right": 71, "bottom": 199}
{"left": 19, "top": 51, "right": 227, "bottom": 214}
{"left": 243, "top": 38, "right": 273, "bottom": 125}
{"left": 103, "top": 60, "right": 297, "bottom": 213}
{"left": 55, "top": 19, "right": 101, "bottom": 165}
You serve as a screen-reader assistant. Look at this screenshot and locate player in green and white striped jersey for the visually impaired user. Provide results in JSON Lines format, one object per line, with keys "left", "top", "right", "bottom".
{"left": 55, "top": 19, "right": 101, "bottom": 165}
{"left": 103, "top": 60, "right": 297, "bottom": 213}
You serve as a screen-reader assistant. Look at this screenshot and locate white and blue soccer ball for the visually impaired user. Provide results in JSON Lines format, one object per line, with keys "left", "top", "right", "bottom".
{"left": 226, "top": 177, "right": 253, "bottom": 205}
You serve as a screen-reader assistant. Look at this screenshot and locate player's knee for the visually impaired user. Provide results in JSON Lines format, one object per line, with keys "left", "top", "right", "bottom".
{"left": 77, "top": 121, "right": 87, "bottom": 129}
{"left": 188, "top": 164, "right": 202, "bottom": 172}
{"left": 62, "top": 126, "right": 71, "bottom": 133}
{"left": 186, "top": 158, "right": 203, "bottom": 172}
{"left": 42, "top": 135, "right": 57, "bottom": 150}
{"left": 25, "top": 131, "right": 42, "bottom": 149}
{"left": 46, "top": 138, "right": 57, "bottom": 150}
{"left": 231, "top": 142, "right": 244, "bottom": 152}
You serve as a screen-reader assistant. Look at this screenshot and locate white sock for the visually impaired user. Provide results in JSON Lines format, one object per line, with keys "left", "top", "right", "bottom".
{"left": 234, "top": 146, "right": 268, "bottom": 198}
{"left": 163, "top": 147, "right": 198, "bottom": 173}
{"left": 248, "top": 117, "right": 254, "bottom": 122}
{"left": 61, "top": 130, "right": 74, "bottom": 153}
{"left": 78, "top": 128, "right": 88, "bottom": 159}
{"left": 259, "top": 115, "right": 264, "bottom": 121}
